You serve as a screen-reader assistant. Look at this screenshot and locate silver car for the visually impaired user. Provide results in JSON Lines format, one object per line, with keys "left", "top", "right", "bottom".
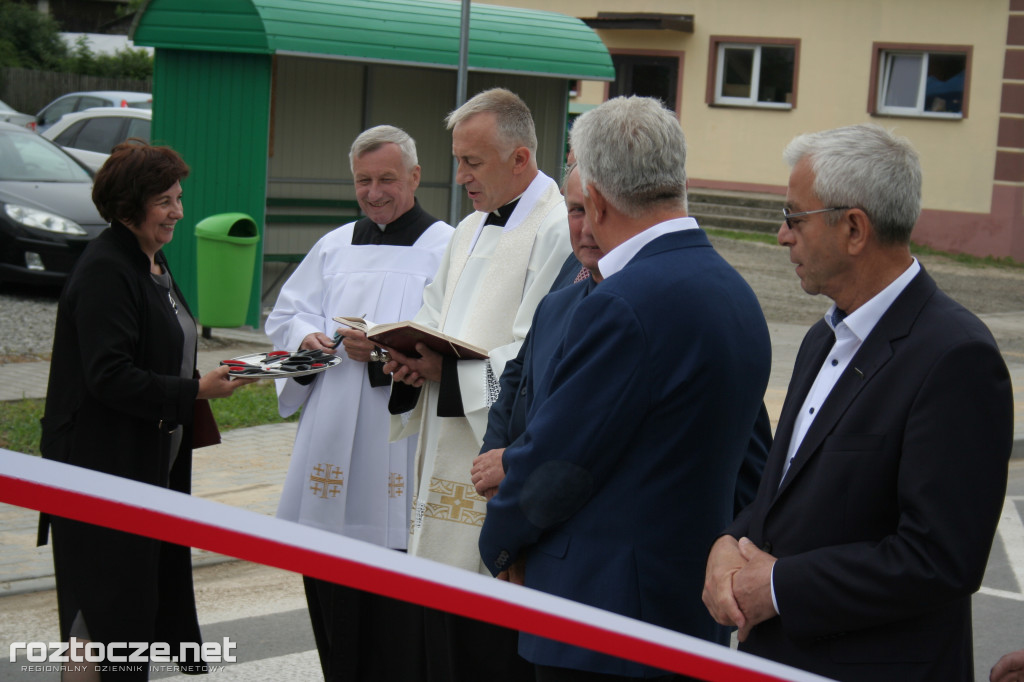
{"left": 0, "top": 98, "right": 35, "bottom": 128}
{"left": 34, "top": 90, "right": 152, "bottom": 133}
{"left": 42, "top": 107, "right": 152, "bottom": 172}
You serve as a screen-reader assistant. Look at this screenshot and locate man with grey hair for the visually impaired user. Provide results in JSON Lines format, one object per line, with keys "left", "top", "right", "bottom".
{"left": 384, "top": 87, "right": 570, "bottom": 681}
{"left": 703, "top": 123, "right": 1013, "bottom": 681}
{"left": 478, "top": 96, "right": 771, "bottom": 680}
{"left": 266, "top": 124, "right": 453, "bottom": 681}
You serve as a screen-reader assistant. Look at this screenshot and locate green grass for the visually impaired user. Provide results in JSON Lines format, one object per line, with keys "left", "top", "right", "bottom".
{"left": 0, "top": 380, "right": 296, "bottom": 457}
{"left": 210, "top": 379, "right": 299, "bottom": 431}
{"left": 704, "top": 227, "right": 779, "bottom": 246}
{"left": 907, "top": 241, "right": 1024, "bottom": 269}
{"left": 0, "top": 397, "right": 45, "bottom": 456}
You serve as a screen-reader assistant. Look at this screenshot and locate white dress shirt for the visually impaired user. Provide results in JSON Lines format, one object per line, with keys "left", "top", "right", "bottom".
{"left": 597, "top": 216, "right": 699, "bottom": 279}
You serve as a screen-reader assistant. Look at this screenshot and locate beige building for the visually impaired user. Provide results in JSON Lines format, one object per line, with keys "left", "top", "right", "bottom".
{"left": 489, "top": 0, "right": 1024, "bottom": 261}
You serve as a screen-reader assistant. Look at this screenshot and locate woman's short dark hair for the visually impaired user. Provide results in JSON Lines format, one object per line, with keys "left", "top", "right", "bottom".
{"left": 92, "top": 140, "right": 190, "bottom": 226}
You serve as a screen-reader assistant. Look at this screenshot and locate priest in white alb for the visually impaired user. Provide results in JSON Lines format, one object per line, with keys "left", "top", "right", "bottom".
{"left": 265, "top": 125, "right": 452, "bottom": 682}
{"left": 384, "top": 88, "right": 571, "bottom": 682}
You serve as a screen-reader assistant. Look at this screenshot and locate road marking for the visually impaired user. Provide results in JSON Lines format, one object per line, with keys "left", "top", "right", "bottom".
{"left": 977, "top": 587, "right": 1024, "bottom": 602}
{"left": 979, "top": 497, "right": 1024, "bottom": 601}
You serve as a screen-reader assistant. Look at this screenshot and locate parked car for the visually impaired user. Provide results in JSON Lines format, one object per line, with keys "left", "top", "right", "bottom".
{"left": 42, "top": 107, "right": 152, "bottom": 172}
{"left": 0, "top": 98, "right": 35, "bottom": 128}
{"left": 34, "top": 90, "right": 152, "bottom": 133}
{"left": 0, "top": 122, "right": 107, "bottom": 286}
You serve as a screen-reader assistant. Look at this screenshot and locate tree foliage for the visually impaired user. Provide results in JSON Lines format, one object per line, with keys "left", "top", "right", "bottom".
{"left": 0, "top": 1, "right": 152, "bottom": 79}
{"left": 117, "top": 0, "right": 147, "bottom": 18}
{"left": 0, "top": 0, "right": 68, "bottom": 70}
{"left": 62, "top": 35, "right": 152, "bottom": 81}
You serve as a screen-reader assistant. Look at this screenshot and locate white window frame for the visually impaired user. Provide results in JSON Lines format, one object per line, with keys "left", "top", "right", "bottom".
{"left": 713, "top": 42, "right": 793, "bottom": 109}
{"left": 876, "top": 50, "right": 965, "bottom": 119}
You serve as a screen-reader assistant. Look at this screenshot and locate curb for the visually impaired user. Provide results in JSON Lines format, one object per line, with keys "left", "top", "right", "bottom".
{"left": 0, "top": 553, "right": 242, "bottom": 597}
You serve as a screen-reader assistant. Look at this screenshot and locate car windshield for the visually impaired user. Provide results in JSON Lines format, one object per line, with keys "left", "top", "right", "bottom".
{"left": 0, "top": 99, "right": 16, "bottom": 113}
{"left": 128, "top": 101, "right": 152, "bottom": 110}
{"left": 0, "top": 130, "right": 92, "bottom": 182}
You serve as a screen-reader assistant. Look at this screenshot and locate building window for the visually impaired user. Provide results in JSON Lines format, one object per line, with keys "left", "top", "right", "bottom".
{"left": 872, "top": 45, "right": 969, "bottom": 118}
{"left": 709, "top": 38, "right": 798, "bottom": 109}
{"left": 608, "top": 53, "right": 682, "bottom": 112}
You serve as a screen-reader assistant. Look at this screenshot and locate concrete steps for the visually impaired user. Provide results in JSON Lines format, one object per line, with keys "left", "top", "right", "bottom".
{"left": 689, "top": 188, "right": 784, "bottom": 234}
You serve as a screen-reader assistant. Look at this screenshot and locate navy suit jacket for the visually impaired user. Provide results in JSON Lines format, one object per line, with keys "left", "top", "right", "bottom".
{"left": 482, "top": 257, "right": 771, "bottom": 516}
{"left": 727, "top": 268, "right": 1013, "bottom": 682}
{"left": 479, "top": 228, "right": 772, "bottom": 676}
{"left": 481, "top": 253, "right": 584, "bottom": 454}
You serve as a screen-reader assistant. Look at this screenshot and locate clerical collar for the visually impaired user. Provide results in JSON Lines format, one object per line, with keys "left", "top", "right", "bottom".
{"left": 352, "top": 199, "right": 434, "bottom": 246}
{"left": 377, "top": 199, "right": 424, "bottom": 234}
{"left": 484, "top": 196, "right": 521, "bottom": 227}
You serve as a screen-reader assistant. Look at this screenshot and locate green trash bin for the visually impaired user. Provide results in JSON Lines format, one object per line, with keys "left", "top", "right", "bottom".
{"left": 194, "top": 212, "right": 260, "bottom": 328}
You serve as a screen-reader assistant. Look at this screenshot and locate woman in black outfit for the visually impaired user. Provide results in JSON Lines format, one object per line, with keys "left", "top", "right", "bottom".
{"left": 39, "top": 141, "right": 253, "bottom": 681}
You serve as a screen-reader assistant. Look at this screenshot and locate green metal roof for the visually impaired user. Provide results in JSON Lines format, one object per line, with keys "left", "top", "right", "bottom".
{"left": 132, "top": 0, "right": 614, "bottom": 81}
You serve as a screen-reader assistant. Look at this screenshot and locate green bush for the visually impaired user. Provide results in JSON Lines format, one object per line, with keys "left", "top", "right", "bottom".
{"left": 0, "top": 1, "right": 153, "bottom": 79}
{"left": 0, "top": 0, "right": 68, "bottom": 70}
{"left": 60, "top": 35, "right": 152, "bottom": 80}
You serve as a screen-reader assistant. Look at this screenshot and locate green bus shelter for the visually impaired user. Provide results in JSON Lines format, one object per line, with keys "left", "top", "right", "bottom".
{"left": 132, "top": 0, "right": 613, "bottom": 328}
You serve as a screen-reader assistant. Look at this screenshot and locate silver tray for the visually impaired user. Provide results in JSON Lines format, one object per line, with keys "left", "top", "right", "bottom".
{"left": 221, "top": 350, "right": 342, "bottom": 379}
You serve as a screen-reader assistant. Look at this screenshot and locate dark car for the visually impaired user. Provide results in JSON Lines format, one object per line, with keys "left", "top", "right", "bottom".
{"left": 0, "top": 122, "right": 107, "bottom": 286}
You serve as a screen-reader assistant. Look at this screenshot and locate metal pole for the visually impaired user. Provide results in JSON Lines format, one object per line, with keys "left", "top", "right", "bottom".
{"left": 448, "top": 0, "right": 471, "bottom": 225}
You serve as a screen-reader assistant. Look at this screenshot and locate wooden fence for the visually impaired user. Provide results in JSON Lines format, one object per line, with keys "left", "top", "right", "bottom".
{"left": 0, "top": 67, "right": 151, "bottom": 117}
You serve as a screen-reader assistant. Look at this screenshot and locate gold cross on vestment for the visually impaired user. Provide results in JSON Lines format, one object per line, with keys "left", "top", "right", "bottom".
{"left": 309, "top": 463, "right": 344, "bottom": 499}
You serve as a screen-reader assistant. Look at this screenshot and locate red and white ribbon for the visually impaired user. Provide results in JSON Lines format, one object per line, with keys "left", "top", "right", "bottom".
{"left": 0, "top": 449, "right": 830, "bottom": 682}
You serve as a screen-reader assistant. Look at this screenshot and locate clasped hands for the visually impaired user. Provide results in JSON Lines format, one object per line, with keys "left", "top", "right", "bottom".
{"left": 470, "top": 448, "right": 505, "bottom": 500}
{"left": 702, "top": 535, "right": 779, "bottom": 642}
{"left": 381, "top": 343, "right": 443, "bottom": 386}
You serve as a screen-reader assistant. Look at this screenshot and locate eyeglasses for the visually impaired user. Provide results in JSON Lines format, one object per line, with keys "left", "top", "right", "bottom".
{"left": 782, "top": 206, "right": 850, "bottom": 229}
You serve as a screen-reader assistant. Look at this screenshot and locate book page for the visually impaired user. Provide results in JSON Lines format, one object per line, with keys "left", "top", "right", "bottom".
{"left": 334, "top": 316, "right": 376, "bottom": 333}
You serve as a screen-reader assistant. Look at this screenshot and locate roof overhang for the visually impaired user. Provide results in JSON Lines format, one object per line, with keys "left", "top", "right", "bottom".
{"left": 581, "top": 12, "right": 694, "bottom": 33}
{"left": 131, "top": 0, "right": 615, "bottom": 81}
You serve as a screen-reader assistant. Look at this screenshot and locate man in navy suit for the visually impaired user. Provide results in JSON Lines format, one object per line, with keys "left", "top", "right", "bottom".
{"left": 703, "top": 124, "right": 1014, "bottom": 682}
{"left": 472, "top": 165, "right": 771, "bottom": 514}
{"left": 478, "top": 96, "right": 772, "bottom": 681}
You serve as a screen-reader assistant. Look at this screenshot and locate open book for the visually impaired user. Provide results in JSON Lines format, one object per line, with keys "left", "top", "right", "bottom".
{"left": 333, "top": 316, "right": 489, "bottom": 360}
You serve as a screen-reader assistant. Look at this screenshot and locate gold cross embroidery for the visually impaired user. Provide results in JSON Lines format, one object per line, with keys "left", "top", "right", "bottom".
{"left": 389, "top": 472, "right": 405, "bottom": 499}
{"left": 424, "top": 477, "right": 486, "bottom": 526}
{"left": 310, "top": 463, "right": 344, "bottom": 499}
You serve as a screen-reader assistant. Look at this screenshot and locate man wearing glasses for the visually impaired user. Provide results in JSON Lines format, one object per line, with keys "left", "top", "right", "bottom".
{"left": 703, "top": 123, "right": 1013, "bottom": 681}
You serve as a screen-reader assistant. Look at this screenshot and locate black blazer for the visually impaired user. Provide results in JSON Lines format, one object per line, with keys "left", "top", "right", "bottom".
{"left": 41, "top": 222, "right": 199, "bottom": 484}
{"left": 39, "top": 223, "right": 204, "bottom": 656}
{"left": 727, "top": 268, "right": 1013, "bottom": 682}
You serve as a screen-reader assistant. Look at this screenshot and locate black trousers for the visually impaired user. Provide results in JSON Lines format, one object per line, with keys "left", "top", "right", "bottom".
{"left": 304, "top": 576, "right": 427, "bottom": 682}
{"left": 421, "top": 606, "right": 535, "bottom": 682}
